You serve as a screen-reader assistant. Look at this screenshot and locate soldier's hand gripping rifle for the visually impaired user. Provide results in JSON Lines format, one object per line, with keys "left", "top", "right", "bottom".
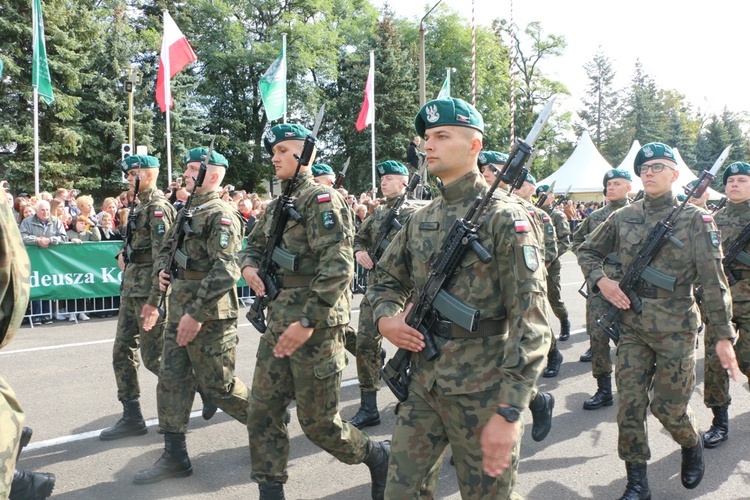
{"left": 122, "top": 173, "right": 140, "bottom": 267}
{"left": 534, "top": 180, "right": 557, "bottom": 208}
{"left": 332, "top": 157, "right": 350, "bottom": 190}
{"left": 721, "top": 217, "right": 750, "bottom": 286}
{"left": 382, "top": 96, "right": 556, "bottom": 402}
{"left": 156, "top": 140, "right": 213, "bottom": 317}
{"left": 367, "top": 173, "right": 421, "bottom": 265}
{"left": 597, "top": 145, "right": 732, "bottom": 344}
{"left": 246, "top": 105, "right": 325, "bottom": 333}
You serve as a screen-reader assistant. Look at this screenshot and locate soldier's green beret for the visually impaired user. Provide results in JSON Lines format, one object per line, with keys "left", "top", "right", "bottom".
{"left": 414, "top": 97, "right": 484, "bottom": 138}
{"left": 525, "top": 173, "right": 537, "bottom": 186}
{"left": 634, "top": 142, "right": 677, "bottom": 176}
{"left": 184, "top": 148, "right": 229, "bottom": 168}
{"left": 263, "top": 124, "right": 311, "bottom": 155}
{"left": 722, "top": 161, "right": 750, "bottom": 185}
{"left": 477, "top": 151, "right": 509, "bottom": 167}
{"left": 311, "top": 163, "right": 335, "bottom": 177}
{"left": 120, "top": 155, "right": 160, "bottom": 173}
{"left": 376, "top": 160, "right": 409, "bottom": 177}
{"left": 535, "top": 184, "right": 550, "bottom": 196}
{"left": 603, "top": 168, "right": 632, "bottom": 186}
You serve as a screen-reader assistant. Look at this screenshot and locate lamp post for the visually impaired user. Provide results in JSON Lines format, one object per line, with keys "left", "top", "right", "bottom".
{"left": 419, "top": 0, "right": 443, "bottom": 108}
{"left": 124, "top": 67, "right": 142, "bottom": 152}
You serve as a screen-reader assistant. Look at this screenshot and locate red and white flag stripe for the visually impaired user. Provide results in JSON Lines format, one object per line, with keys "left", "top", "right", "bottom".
{"left": 156, "top": 11, "right": 197, "bottom": 113}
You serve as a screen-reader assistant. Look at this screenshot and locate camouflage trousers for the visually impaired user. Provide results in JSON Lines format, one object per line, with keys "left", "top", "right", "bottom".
{"left": 0, "top": 376, "right": 23, "bottom": 497}
{"left": 704, "top": 319, "right": 750, "bottom": 408}
{"left": 546, "top": 260, "right": 568, "bottom": 321}
{"left": 386, "top": 381, "right": 523, "bottom": 499}
{"left": 354, "top": 294, "right": 382, "bottom": 393}
{"left": 157, "top": 318, "right": 250, "bottom": 434}
{"left": 586, "top": 292, "right": 614, "bottom": 378}
{"left": 112, "top": 296, "right": 164, "bottom": 401}
{"left": 247, "top": 325, "right": 369, "bottom": 486}
{"left": 615, "top": 324, "right": 699, "bottom": 463}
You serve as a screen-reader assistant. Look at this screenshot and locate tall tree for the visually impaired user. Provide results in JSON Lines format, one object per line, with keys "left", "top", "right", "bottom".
{"left": 623, "top": 60, "right": 664, "bottom": 144}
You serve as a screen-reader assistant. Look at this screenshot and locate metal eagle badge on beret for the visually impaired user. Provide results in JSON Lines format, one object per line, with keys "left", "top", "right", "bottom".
{"left": 322, "top": 210, "right": 335, "bottom": 229}
{"left": 523, "top": 246, "right": 539, "bottom": 272}
{"left": 643, "top": 146, "right": 653, "bottom": 158}
{"left": 426, "top": 104, "right": 440, "bottom": 123}
{"left": 377, "top": 164, "right": 385, "bottom": 175}
{"left": 478, "top": 153, "right": 486, "bottom": 164}
{"left": 264, "top": 130, "right": 276, "bottom": 143}
{"left": 732, "top": 164, "right": 739, "bottom": 173}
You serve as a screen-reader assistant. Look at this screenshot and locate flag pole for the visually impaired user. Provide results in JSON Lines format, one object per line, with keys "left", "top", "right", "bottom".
{"left": 163, "top": 9, "right": 172, "bottom": 183}
{"left": 369, "top": 51, "right": 375, "bottom": 191}
{"left": 282, "top": 33, "right": 287, "bottom": 124}
{"left": 34, "top": 88, "right": 40, "bottom": 195}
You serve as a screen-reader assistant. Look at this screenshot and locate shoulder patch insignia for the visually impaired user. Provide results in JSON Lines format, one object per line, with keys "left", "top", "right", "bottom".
{"left": 527, "top": 210, "right": 536, "bottom": 217}
{"left": 542, "top": 215, "right": 550, "bottom": 223}
{"left": 702, "top": 214, "right": 714, "bottom": 223}
{"left": 322, "top": 210, "right": 336, "bottom": 229}
{"left": 220, "top": 232, "right": 230, "bottom": 248}
{"left": 220, "top": 217, "right": 232, "bottom": 226}
{"left": 709, "top": 231, "right": 720, "bottom": 248}
{"left": 157, "top": 224, "right": 165, "bottom": 235}
{"left": 154, "top": 210, "right": 164, "bottom": 217}
{"left": 523, "top": 245, "right": 539, "bottom": 272}
{"left": 317, "top": 193, "right": 331, "bottom": 203}
{"left": 514, "top": 220, "right": 530, "bottom": 233}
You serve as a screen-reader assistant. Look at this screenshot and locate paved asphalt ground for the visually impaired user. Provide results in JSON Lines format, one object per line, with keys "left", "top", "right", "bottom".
{"left": 3, "top": 252, "right": 750, "bottom": 499}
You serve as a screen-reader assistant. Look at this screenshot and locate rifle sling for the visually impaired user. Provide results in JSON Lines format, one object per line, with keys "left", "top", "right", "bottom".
{"left": 434, "top": 318, "right": 508, "bottom": 340}
{"left": 634, "top": 283, "right": 693, "bottom": 299}
{"left": 276, "top": 275, "right": 315, "bottom": 288}
{"left": 174, "top": 269, "right": 209, "bottom": 280}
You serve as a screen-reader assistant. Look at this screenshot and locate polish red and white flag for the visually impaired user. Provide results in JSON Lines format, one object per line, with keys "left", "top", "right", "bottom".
{"left": 155, "top": 11, "right": 197, "bottom": 113}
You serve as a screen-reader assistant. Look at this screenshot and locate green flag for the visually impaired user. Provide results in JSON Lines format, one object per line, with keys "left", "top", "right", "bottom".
{"left": 32, "top": 0, "right": 54, "bottom": 105}
{"left": 259, "top": 47, "right": 287, "bottom": 121}
{"left": 437, "top": 72, "right": 450, "bottom": 100}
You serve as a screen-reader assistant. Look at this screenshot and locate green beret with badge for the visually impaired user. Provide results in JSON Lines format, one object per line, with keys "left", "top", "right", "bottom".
{"left": 263, "top": 124, "right": 311, "bottom": 155}
{"left": 312, "top": 163, "right": 335, "bottom": 177}
{"left": 525, "top": 173, "right": 537, "bottom": 186}
{"left": 414, "top": 97, "right": 484, "bottom": 138}
{"left": 121, "top": 154, "right": 160, "bottom": 173}
{"left": 184, "top": 148, "right": 229, "bottom": 168}
{"left": 535, "top": 184, "right": 550, "bottom": 196}
{"left": 634, "top": 142, "right": 677, "bottom": 176}
{"left": 477, "top": 151, "right": 509, "bottom": 168}
{"left": 722, "top": 161, "right": 750, "bottom": 185}
{"left": 603, "top": 168, "right": 632, "bottom": 186}
{"left": 376, "top": 160, "right": 409, "bottom": 177}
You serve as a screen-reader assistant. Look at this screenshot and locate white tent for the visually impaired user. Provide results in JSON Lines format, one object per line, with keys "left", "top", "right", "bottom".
{"left": 538, "top": 131, "right": 612, "bottom": 197}
{"left": 616, "top": 140, "right": 644, "bottom": 192}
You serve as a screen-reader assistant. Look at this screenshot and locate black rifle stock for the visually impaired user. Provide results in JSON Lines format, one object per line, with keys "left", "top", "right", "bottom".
{"left": 597, "top": 169, "right": 718, "bottom": 344}
{"left": 367, "top": 174, "right": 421, "bottom": 265}
{"left": 721, "top": 220, "right": 750, "bottom": 286}
{"left": 122, "top": 174, "right": 140, "bottom": 266}
{"left": 711, "top": 197, "right": 727, "bottom": 214}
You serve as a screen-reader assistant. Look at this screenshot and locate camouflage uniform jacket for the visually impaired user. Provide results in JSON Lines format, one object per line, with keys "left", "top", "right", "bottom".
{"left": 156, "top": 190, "right": 242, "bottom": 323}
{"left": 521, "top": 203, "right": 556, "bottom": 265}
{"left": 353, "top": 196, "right": 421, "bottom": 286}
{"left": 0, "top": 199, "right": 30, "bottom": 348}
{"left": 542, "top": 205, "right": 570, "bottom": 259}
{"left": 578, "top": 192, "right": 733, "bottom": 338}
{"left": 572, "top": 198, "right": 628, "bottom": 279}
{"left": 121, "top": 187, "right": 177, "bottom": 304}
{"left": 19, "top": 215, "right": 67, "bottom": 246}
{"left": 367, "top": 171, "right": 550, "bottom": 409}
{"left": 240, "top": 170, "right": 355, "bottom": 334}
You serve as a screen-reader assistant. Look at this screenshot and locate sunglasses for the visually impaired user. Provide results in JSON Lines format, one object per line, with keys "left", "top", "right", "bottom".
{"left": 639, "top": 163, "right": 675, "bottom": 174}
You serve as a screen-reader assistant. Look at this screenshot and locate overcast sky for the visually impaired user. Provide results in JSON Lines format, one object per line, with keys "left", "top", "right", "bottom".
{"left": 376, "top": 0, "right": 750, "bottom": 119}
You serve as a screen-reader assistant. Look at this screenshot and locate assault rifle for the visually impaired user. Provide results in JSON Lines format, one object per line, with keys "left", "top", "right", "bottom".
{"left": 382, "top": 96, "right": 556, "bottom": 402}
{"left": 597, "top": 146, "right": 732, "bottom": 344}
{"left": 122, "top": 173, "right": 140, "bottom": 266}
{"left": 631, "top": 190, "right": 645, "bottom": 203}
{"left": 368, "top": 173, "right": 421, "bottom": 265}
{"left": 711, "top": 197, "right": 727, "bottom": 214}
{"left": 333, "top": 157, "right": 350, "bottom": 190}
{"left": 157, "top": 140, "right": 213, "bottom": 317}
{"left": 721, "top": 219, "right": 750, "bottom": 286}
{"left": 246, "top": 105, "right": 325, "bottom": 333}
{"left": 551, "top": 185, "right": 572, "bottom": 209}
{"left": 535, "top": 180, "right": 557, "bottom": 208}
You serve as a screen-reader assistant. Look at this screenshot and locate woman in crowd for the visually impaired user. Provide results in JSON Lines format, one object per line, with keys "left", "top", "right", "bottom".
{"left": 97, "top": 197, "right": 120, "bottom": 226}
{"left": 98, "top": 213, "right": 122, "bottom": 241}
{"left": 17, "top": 203, "right": 35, "bottom": 225}
{"left": 66, "top": 216, "right": 102, "bottom": 244}
{"left": 76, "top": 195, "right": 99, "bottom": 228}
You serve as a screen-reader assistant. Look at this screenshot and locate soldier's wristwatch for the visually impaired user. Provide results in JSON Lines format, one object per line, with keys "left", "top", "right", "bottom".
{"left": 299, "top": 316, "right": 312, "bottom": 328}
{"left": 496, "top": 405, "right": 521, "bottom": 423}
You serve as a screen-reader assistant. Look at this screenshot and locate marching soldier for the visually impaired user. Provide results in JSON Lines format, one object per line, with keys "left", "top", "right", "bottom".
{"left": 134, "top": 148, "right": 252, "bottom": 484}
{"left": 368, "top": 97, "right": 550, "bottom": 498}
{"left": 311, "top": 163, "right": 336, "bottom": 187}
{"left": 578, "top": 142, "right": 739, "bottom": 499}
{"left": 240, "top": 124, "right": 390, "bottom": 500}
{"left": 702, "top": 162, "right": 750, "bottom": 449}
{"left": 571, "top": 168, "right": 631, "bottom": 411}
{"left": 100, "top": 155, "right": 177, "bottom": 441}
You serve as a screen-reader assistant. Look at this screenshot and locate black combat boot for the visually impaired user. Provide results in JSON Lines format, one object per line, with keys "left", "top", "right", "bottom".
{"left": 681, "top": 436, "right": 704, "bottom": 489}
{"left": 197, "top": 388, "right": 218, "bottom": 421}
{"left": 583, "top": 375, "right": 614, "bottom": 410}
{"left": 133, "top": 432, "right": 193, "bottom": 484}
{"left": 703, "top": 405, "right": 729, "bottom": 449}
{"left": 618, "top": 462, "right": 651, "bottom": 500}
{"left": 364, "top": 440, "right": 390, "bottom": 500}
{"left": 17, "top": 427, "right": 32, "bottom": 460}
{"left": 542, "top": 348, "right": 563, "bottom": 378}
{"left": 99, "top": 399, "right": 147, "bottom": 441}
{"left": 579, "top": 347, "right": 592, "bottom": 362}
{"left": 9, "top": 469, "right": 56, "bottom": 500}
{"left": 259, "top": 482, "right": 286, "bottom": 500}
{"left": 529, "top": 392, "right": 555, "bottom": 442}
{"left": 558, "top": 317, "right": 571, "bottom": 341}
{"left": 348, "top": 391, "right": 381, "bottom": 429}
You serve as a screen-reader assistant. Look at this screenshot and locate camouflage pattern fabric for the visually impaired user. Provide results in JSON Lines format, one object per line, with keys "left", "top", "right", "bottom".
{"left": 578, "top": 192, "right": 734, "bottom": 463}
{"left": 572, "top": 198, "right": 628, "bottom": 378}
{"left": 240, "top": 171, "right": 368, "bottom": 484}
{"left": 112, "top": 187, "right": 175, "bottom": 402}
{"left": 542, "top": 206, "right": 570, "bottom": 321}
{"left": 704, "top": 200, "right": 750, "bottom": 407}
{"left": 367, "top": 171, "right": 550, "bottom": 497}
{"left": 155, "top": 190, "right": 249, "bottom": 433}
{"left": 351, "top": 197, "right": 421, "bottom": 393}
{"left": 525, "top": 206, "right": 557, "bottom": 268}
{"left": 0, "top": 195, "right": 30, "bottom": 494}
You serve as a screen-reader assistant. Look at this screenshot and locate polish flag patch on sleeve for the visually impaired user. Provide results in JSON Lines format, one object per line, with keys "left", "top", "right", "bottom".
{"left": 514, "top": 220, "right": 530, "bottom": 233}
{"left": 317, "top": 193, "right": 331, "bottom": 203}
{"left": 153, "top": 210, "right": 164, "bottom": 217}
{"left": 220, "top": 217, "right": 232, "bottom": 226}
{"left": 702, "top": 214, "right": 714, "bottom": 223}
{"left": 542, "top": 215, "right": 550, "bottom": 223}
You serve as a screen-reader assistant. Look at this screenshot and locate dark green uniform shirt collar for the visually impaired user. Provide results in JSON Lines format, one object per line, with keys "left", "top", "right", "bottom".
{"left": 385, "top": 192, "right": 406, "bottom": 208}
{"left": 138, "top": 186, "right": 158, "bottom": 204}
{"left": 439, "top": 170, "right": 486, "bottom": 205}
{"left": 280, "top": 170, "right": 313, "bottom": 195}
{"left": 644, "top": 191, "right": 676, "bottom": 211}
{"left": 192, "top": 190, "right": 220, "bottom": 206}
{"left": 726, "top": 199, "right": 750, "bottom": 214}
{"left": 609, "top": 197, "right": 628, "bottom": 210}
